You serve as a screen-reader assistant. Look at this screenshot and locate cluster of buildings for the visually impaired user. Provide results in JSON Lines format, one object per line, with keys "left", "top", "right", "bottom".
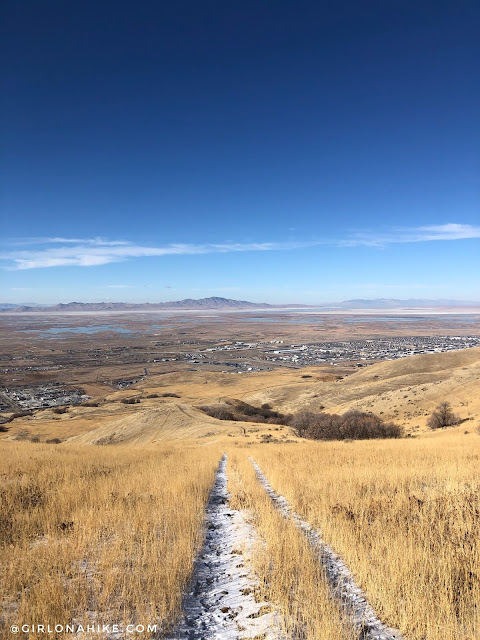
{"left": 263, "top": 336, "right": 480, "bottom": 366}
{"left": 203, "top": 341, "right": 267, "bottom": 352}
{"left": 167, "top": 335, "right": 480, "bottom": 371}
{"left": 1, "top": 383, "right": 89, "bottom": 411}
{"left": 1, "top": 336, "right": 478, "bottom": 413}
{"left": 168, "top": 335, "right": 480, "bottom": 371}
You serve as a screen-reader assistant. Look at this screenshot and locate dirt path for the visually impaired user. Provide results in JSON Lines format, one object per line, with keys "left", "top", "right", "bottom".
{"left": 250, "top": 458, "right": 404, "bottom": 640}
{"left": 167, "top": 454, "right": 284, "bottom": 640}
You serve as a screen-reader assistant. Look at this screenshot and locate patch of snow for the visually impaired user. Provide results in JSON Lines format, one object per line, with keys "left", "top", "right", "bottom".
{"left": 29, "top": 535, "right": 49, "bottom": 548}
{"left": 250, "top": 458, "right": 404, "bottom": 640}
{"left": 167, "top": 454, "right": 285, "bottom": 640}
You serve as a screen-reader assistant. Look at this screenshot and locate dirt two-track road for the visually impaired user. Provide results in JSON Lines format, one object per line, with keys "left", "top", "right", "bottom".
{"left": 170, "top": 454, "right": 403, "bottom": 640}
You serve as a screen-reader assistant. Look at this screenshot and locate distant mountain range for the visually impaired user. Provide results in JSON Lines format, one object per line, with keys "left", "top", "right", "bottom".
{"left": 0, "top": 297, "right": 272, "bottom": 312}
{"left": 0, "top": 302, "right": 47, "bottom": 310}
{"left": 334, "top": 298, "right": 480, "bottom": 309}
{"left": 1, "top": 297, "right": 479, "bottom": 313}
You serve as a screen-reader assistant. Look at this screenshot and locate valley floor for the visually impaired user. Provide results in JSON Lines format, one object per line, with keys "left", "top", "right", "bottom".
{"left": 1, "top": 427, "right": 479, "bottom": 640}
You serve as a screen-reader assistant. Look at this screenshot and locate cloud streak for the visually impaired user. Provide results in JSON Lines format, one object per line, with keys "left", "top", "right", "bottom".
{"left": 105, "top": 284, "right": 133, "bottom": 288}
{"left": 1, "top": 223, "right": 478, "bottom": 269}
{"left": 0, "top": 240, "right": 322, "bottom": 270}
{"left": 343, "top": 223, "right": 480, "bottom": 247}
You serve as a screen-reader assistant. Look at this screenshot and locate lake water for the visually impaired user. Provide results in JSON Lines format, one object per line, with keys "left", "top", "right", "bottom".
{"left": 21, "top": 325, "right": 134, "bottom": 335}
{"left": 16, "top": 314, "right": 479, "bottom": 336}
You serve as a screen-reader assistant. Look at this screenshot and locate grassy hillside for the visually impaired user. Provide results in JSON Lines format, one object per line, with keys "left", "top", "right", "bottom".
{"left": 242, "top": 346, "right": 480, "bottom": 432}
{"left": 2, "top": 347, "right": 479, "bottom": 444}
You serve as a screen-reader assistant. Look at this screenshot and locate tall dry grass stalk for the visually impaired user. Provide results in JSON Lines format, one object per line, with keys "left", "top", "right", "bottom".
{"left": 0, "top": 441, "right": 221, "bottom": 638}
{"left": 247, "top": 433, "right": 480, "bottom": 640}
{"left": 2, "top": 432, "right": 478, "bottom": 640}
{"left": 228, "top": 451, "right": 356, "bottom": 640}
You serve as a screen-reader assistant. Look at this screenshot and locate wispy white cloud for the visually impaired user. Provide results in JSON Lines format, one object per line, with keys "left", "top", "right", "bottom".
{"left": 8, "top": 236, "right": 130, "bottom": 247}
{"left": 1, "top": 223, "right": 478, "bottom": 269}
{"left": 105, "top": 284, "right": 133, "bottom": 288}
{"left": 343, "top": 223, "right": 480, "bottom": 247}
{"left": 416, "top": 223, "right": 480, "bottom": 240}
{"left": 46, "top": 237, "right": 130, "bottom": 246}
{"left": 0, "top": 240, "right": 321, "bottom": 270}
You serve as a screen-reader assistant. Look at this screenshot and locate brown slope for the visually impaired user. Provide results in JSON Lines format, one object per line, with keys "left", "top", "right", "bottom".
{"left": 4, "top": 348, "right": 479, "bottom": 444}
{"left": 65, "top": 403, "right": 242, "bottom": 445}
{"left": 241, "top": 347, "right": 480, "bottom": 431}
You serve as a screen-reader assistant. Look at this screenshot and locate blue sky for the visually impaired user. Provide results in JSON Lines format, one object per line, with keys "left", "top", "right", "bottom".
{"left": 1, "top": 1, "right": 479, "bottom": 303}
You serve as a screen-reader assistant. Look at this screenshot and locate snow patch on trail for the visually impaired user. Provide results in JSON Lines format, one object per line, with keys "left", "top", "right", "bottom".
{"left": 167, "top": 454, "right": 285, "bottom": 640}
{"left": 250, "top": 458, "right": 404, "bottom": 640}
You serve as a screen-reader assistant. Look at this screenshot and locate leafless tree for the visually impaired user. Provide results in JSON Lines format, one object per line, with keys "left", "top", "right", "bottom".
{"left": 427, "top": 402, "right": 460, "bottom": 429}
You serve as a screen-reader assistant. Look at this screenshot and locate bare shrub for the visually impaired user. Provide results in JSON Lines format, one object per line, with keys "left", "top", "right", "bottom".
{"left": 237, "top": 401, "right": 286, "bottom": 421}
{"left": 52, "top": 406, "right": 68, "bottom": 414}
{"left": 239, "top": 403, "right": 261, "bottom": 417}
{"left": 267, "top": 414, "right": 292, "bottom": 425}
{"left": 201, "top": 406, "right": 235, "bottom": 421}
{"left": 12, "top": 429, "right": 31, "bottom": 441}
{"left": 291, "top": 411, "right": 323, "bottom": 438}
{"left": 427, "top": 402, "right": 461, "bottom": 429}
{"left": 340, "top": 410, "right": 403, "bottom": 439}
{"left": 292, "top": 409, "right": 403, "bottom": 440}
{"left": 200, "top": 400, "right": 289, "bottom": 425}
{"left": 11, "top": 411, "right": 32, "bottom": 419}
{"left": 246, "top": 414, "right": 267, "bottom": 423}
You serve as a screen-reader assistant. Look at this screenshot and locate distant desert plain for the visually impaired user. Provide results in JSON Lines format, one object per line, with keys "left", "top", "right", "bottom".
{"left": 1, "top": 297, "right": 479, "bottom": 442}
{"left": 1, "top": 299, "right": 480, "bottom": 640}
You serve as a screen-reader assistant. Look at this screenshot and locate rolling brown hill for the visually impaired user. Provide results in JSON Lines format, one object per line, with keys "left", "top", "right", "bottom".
{"left": 2, "top": 347, "right": 479, "bottom": 444}
{"left": 241, "top": 347, "right": 480, "bottom": 431}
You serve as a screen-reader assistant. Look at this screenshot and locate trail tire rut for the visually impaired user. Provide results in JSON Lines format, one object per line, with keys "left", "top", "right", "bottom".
{"left": 250, "top": 458, "right": 404, "bottom": 640}
{"left": 167, "top": 454, "right": 284, "bottom": 640}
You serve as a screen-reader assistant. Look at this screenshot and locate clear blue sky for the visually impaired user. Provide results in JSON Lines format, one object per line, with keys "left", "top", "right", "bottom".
{"left": 1, "top": 0, "right": 479, "bottom": 303}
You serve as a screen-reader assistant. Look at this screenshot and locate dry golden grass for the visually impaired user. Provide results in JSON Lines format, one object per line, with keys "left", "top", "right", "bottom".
{"left": 243, "top": 347, "right": 480, "bottom": 432}
{"left": 227, "top": 451, "right": 355, "bottom": 640}
{"left": 2, "top": 346, "right": 480, "bottom": 640}
{"left": 0, "top": 441, "right": 221, "bottom": 638}
{"left": 248, "top": 430, "right": 480, "bottom": 640}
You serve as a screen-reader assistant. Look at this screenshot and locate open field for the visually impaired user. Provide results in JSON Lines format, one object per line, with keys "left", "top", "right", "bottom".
{"left": 0, "top": 442, "right": 221, "bottom": 639}
{"left": 247, "top": 433, "right": 480, "bottom": 640}
{"left": 227, "top": 452, "right": 357, "bottom": 640}
{"left": 1, "top": 314, "right": 480, "bottom": 638}
{"left": 1, "top": 427, "right": 479, "bottom": 639}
